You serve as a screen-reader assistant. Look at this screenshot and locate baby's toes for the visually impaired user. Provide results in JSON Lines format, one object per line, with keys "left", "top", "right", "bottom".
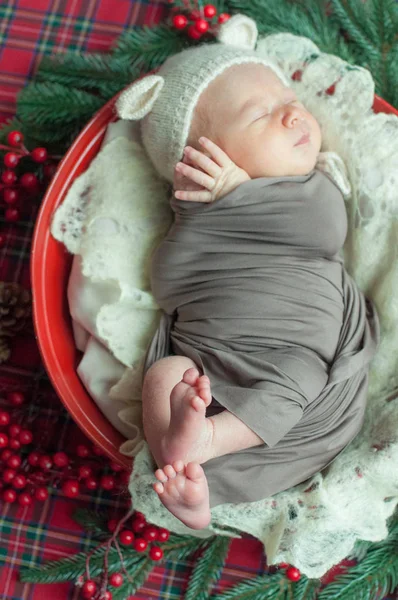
{"left": 153, "top": 481, "right": 164, "bottom": 494}
{"left": 163, "top": 464, "right": 177, "bottom": 479}
{"left": 197, "top": 375, "right": 212, "bottom": 406}
{"left": 186, "top": 461, "right": 205, "bottom": 482}
{"left": 154, "top": 468, "right": 168, "bottom": 483}
{"left": 191, "top": 395, "right": 207, "bottom": 413}
{"left": 182, "top": 367, "right": 200, "bottom": 386}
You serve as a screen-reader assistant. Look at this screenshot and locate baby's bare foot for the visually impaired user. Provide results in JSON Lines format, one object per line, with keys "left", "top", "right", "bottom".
{"left": 153, "top": 460, "right": 211, "bottom": 529}
{"left": 160, "top": 368, "right": 213, "bottom": 466}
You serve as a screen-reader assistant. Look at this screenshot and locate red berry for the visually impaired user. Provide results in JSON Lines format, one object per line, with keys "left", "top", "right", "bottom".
{"left": 18, "top": 492, "right": 33, "bottom": 507}
{"left": 157, "top": 527, "right": 170, "bottom": 542}
{"left": 278, "top": 562, "right": 289, "bottom": 569}
{"left": 39, "top": 455, "right": 53, "bottom": 470}
{"left": 0, "top": 433, "right": 9, "bottom": 448}
{"left": 109, "top": 461, "right": 123, "bottom": 472}
{"left": 103, "top": 592, "right": 112, "bottom": 600}
{"left": 53, "top": 452, "right": 69, "bottom": 467}
{"left": 85, "top": 477, "right": 98, "bottom": 490}
{"left": 7, "top": 454, "right": 21, "bottom": 469}
{"left": 62, "top": 479, "right": 79, "bottom": 498}
{"left": 194, "top": 18, "right": 209, "bottom": 33}
{"left": 5, "top": 208, "right": 20, "bottom": 223}
{"left": 9, "top": 424, "right": 21, "bottom": 437}
{"left": 3, "top": 188, "right": 18, "bottom": 204}
{"left": 133, "top": 538, "right": 148, "bottom": 552}
{"left": 35, "top": 487, "right": 49, "bottom": 501}
{"left": 43, "top": 162, "right": 57, "bottom": 179}
{"left": 119, "top": 529, "right": 134, "bottom": 545}
{"left": 149, "top": 546, "right": 164, "bottom": 561}
{"left": 82, "top": 580, "right": 97, "bottom": 598}
{"left": 7, "top": 131, "right": 24, "bottom": 146}
{"left": 92, "top": 444, "right": 104, "bottom": 456}
{"left": 19, "top": 430, "right": 33, "bottom": 445}
{"left": 218, "top": 13, "right": 231, "bottom": 23}
{"left": 3, "top": 468, "right": 16, "bottom": 483}
{"left": 1, "top": 170, "right": 17, "bottom": 185}
{"left": 172, "top": 14, "right": 188, "bottom": 29}
{"left": 100, "top": 475, "right": 115, "bottom": 491}
{"left": 76, "top": 444, "right": 90, "bottom": 458}
{"left": 187, "top": 24, "right": 202, "bottom": 40}
{"left": 326, "top": 84, "right": 335, "bottom": 96}
{"left": 143, "top": 526, "right": 158, "bottom": 542}
{"left": 107, "top": 518, "right": 119, "bottom": 532}
{"left": 134, "top": 511, "right": 145, "bottom": 520}
{"left": 286, "top": 566, "right": 301, "bottom": 581}
{"left": 0, "top": 411, "right": 10, "bottom": 426}
{"left": 20, "top": 172, "right": 38, "bottom": 190}
{"left": 30, "top": 147, "right": 48, "bottom": 163}
{"left": 3, "top": 488, "right": 17, "bottom": 503}
{"left": 27, "top": 451, "right": 41, "bottom": 466}
{"left": 78, "top": 465, "right": 92, "bottom": 479}
{"left": 132, "top": 517, "right": 146, "bottom": 533}
{"left": 12, "top": 474, "right": 27, "bottom": 489}
{"left": 4, "top": 152, "right": 20, "bottom": 168}
{"left": 1, "top": 449, "right": 13, "bottom": 462}
{"left": 204, "top": 4, "right": 217, "bottom": 18}
{"left": 9, "top": 438, "right": 21, "bottom": 450}
{"left": 109, "top": 573, "right": 123, "bottom": 587}
{"left": 8, "top": 391, "right": 25, "bottom": 406}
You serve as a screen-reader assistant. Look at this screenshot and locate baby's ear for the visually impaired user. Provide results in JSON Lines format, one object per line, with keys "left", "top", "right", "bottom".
{"left": 216, "top": 14, "right": 258, "bottom": 50}
{"left": 115, "top": 75, "right": 164, "bottom": 120}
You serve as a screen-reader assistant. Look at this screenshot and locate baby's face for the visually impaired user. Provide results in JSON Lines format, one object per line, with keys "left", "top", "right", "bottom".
{"left": 192, "top": 63, "right": 322, "bottom": 178}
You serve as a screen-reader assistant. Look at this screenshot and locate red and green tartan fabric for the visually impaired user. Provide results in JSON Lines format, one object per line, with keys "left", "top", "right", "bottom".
{"left": 0, "top": 1, "right": 397, "bottom": 599}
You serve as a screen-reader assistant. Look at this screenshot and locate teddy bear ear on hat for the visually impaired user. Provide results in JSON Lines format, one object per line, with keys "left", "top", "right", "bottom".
{"left": 216, "top": 14, "right": 258, "bottom": 50}
{"left": 115, "top": 75, "right": 164, "bottom": 120}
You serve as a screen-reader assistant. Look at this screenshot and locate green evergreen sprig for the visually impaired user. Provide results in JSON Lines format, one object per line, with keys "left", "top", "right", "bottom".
{"left": 111, "top": 23, "right": 189, "bottom": 71}
{"left": 184, "top": 536, "right": 231, "bottom": 600}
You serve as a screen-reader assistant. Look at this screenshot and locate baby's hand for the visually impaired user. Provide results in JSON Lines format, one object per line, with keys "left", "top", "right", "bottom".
{"left": 173, "top": 137, "right": 251, "bottom": 203}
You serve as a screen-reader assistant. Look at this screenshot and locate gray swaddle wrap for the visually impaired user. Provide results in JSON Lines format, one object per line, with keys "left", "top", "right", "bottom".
{"left": 144, "top": 169, "right": 380, "bottom": 507}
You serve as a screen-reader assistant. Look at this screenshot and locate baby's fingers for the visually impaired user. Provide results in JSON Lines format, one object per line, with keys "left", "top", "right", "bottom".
{"left": 183, "top": 146, "right": 221, "bottom": 179}
{"left": 174, "top": 189, "right": 212, "bottom": 202}
{"left": 175, "top": 162, "right": 215, "bottom": 191}
{"left": 198, "top": 137, "right": 232, "bottom": 167}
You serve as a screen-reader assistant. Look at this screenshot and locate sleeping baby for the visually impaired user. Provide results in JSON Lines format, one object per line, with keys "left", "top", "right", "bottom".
{"left": 116, "top": 19, "right": 379, "bottom": 530}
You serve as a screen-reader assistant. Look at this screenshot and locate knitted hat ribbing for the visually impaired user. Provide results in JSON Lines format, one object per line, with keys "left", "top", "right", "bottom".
{"left": 116, "top": 15, "right": 290, "bottom": 182}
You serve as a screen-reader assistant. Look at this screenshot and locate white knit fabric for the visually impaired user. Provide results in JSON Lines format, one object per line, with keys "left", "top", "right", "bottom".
{"left": 51, "top": 17, "right": 398, "bottom": 579}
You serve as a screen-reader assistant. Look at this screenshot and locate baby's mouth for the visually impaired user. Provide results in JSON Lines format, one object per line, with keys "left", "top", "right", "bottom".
{"left": 294, "top": 133, "right": 310, "bottom": 146}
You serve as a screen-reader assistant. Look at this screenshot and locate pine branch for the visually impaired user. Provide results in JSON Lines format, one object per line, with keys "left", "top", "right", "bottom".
{"left": 110, "top": 558, "right": 154, "bottom": 600}
{"left": 225, "top": 0, "right": 343, "bottom": 55}
{"left": 19, "top": 546, "right": 141, "bottom": 584}
{"left": 185, "top": 536, "right": 231, "bottom": 600}
{"left": 211, "top": 571, "right": 287, "bottom": 600}
{"left": 72, "top": 508, "right": 109, "bottom": 538}
{"left": 35, "top": 53, "right": 139, "bottom": 96}
{"left": 17, "top": 82, "right": 104, "bottom": 127}
{"left": 292, "top": 577, "right": 323, "bottom": 600}
{"left": 111, "top": 24, "right": 190, "bottom": 71}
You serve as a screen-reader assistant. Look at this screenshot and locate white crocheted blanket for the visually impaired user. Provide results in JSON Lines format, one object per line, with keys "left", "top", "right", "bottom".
{"left": 51, "top": 32, "right": 398, "bottom": 578}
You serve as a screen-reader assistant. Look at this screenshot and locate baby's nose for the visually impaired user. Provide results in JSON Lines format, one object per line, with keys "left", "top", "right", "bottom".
{"left": 282, "top": 106, "right": 305, "bottom": 128}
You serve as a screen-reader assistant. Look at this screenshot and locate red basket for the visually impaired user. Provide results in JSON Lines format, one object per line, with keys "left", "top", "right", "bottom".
{"left": 30, "top": 93, "right": 398, "bottom": 467}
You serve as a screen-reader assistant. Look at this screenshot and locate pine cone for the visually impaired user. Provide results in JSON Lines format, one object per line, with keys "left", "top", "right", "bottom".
{"left": 0, "top": 282, "right": 31, "bottom": 337}
{"left": 0, "top": 337, "right": 11, "bottom": 364}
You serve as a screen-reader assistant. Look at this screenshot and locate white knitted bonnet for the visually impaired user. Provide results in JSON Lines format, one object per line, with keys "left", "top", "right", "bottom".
{"left": 116, "top": 14, "right": 291, "bottom": 183}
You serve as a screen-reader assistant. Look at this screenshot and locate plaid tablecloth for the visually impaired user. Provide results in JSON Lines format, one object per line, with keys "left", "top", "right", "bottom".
{"left": 0, "top": 1, "right": 397, "bottom": 599}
